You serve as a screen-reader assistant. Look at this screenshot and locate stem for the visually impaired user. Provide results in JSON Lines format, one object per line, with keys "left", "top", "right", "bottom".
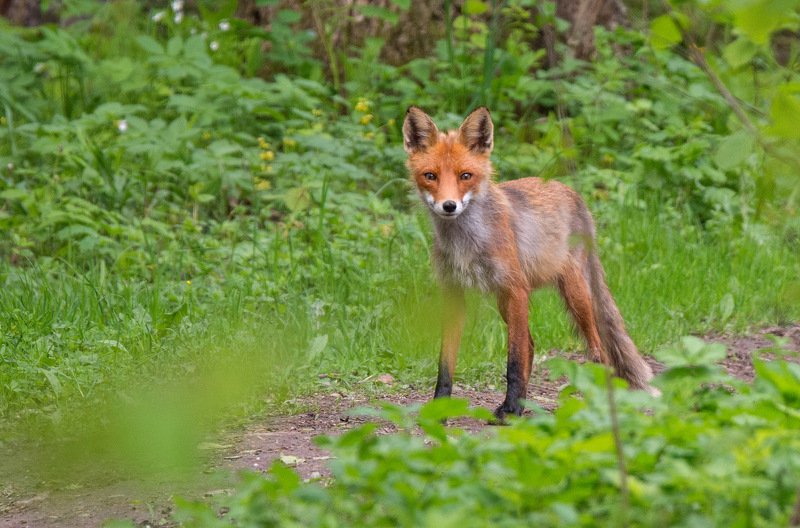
{"left": 309, "top": 4, "right": 341, "bottom": 98}
{"left": 480, "top": 0, "right": 503, "bottom": 107}
{"left": 606, "top": 369, "right": 630, "bottom": 526}
{"left": 444, "top": 0, "right": 454, "bottom": 76}
{"left": 790, "top": 484, "right": 800, "bottom": 526}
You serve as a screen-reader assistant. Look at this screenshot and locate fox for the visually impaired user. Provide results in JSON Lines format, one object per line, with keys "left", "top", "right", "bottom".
{"left": 402, "top": 106, "right": 656, "bottom": 420}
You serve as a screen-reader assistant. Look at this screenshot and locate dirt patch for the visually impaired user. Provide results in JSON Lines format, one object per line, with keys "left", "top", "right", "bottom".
{"left": 2, "top": 324, "right": 798, "bottom": 527}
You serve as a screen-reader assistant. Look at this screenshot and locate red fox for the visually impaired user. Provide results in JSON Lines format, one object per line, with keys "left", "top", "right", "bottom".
{"left": 402, "top": 106, "right": 656, "bottom": 419}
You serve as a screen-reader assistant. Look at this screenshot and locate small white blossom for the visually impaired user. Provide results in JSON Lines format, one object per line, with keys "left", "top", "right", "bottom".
{"left": 7, "top": 163, "right": 14, "bottom": 171}
{"left": 219, "top": 20, "right": 230, "bottom": 31}
{"left": 171, "top": 0, "right": 184, "bottom": 12}
{"left": 33, "top": 62, "right": 46, "bottom": 74}
{"left": 174, "top": 12, "right": 183, "bottom": 23}
{"left": 151, "top": 10, "right": 165, "bottom": 22}
{"left": 117, "top": 120, "right": 128, "bottom": 133}
{"left": 209, "top": 41, "right": 219, "bottom": 52}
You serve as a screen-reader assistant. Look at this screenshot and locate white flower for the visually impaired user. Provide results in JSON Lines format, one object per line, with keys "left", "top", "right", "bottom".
{"left": 174, "top": 12, "right": 183, "bottom": 23}
{"left": 7, "top": 163, "right": 14, "bottom": 171}
{"left": 33, "top": 62, "right": 46, "bottom": 73}
{"left": 219, "top": 20, "right": 230, "bottom": 31}
{"left": 171, "top": 0, "right": 184, "bottom": 12}
{"left": 117, "top": 120, "right": 128, "bottom": 133}
{"left": 151, "top": 10, "right": 165, "bottom": 22}
{"left": 209, "top": 41, "right": 219, "bottom": 51}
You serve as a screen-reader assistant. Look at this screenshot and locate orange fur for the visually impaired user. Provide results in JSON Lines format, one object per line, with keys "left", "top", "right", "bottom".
{"left": 403, "top": 106, "right": 656, "bottom": 420}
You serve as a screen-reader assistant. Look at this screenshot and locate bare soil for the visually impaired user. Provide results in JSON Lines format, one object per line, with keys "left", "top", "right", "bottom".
{"left": 2, "top": 324, "right": 798, "bottom": 528}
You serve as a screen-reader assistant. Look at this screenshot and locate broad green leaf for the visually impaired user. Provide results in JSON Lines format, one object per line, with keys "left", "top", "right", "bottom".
{"left": 283, "top": 186, "right": 311, "bottom": 212}
{"left": 722, "top": 37, "right": 759, "bottom": 69}
{"left": 731, "top": 0, "right": 796, "bottom": 45}
{"left": 714, "top": 129, "right": 754, "bottom": 170}
{"left": 650, "top": 15, "right": 682, "bottom": 50}
{"left": 657, "top": 336, "right": 727, "bottom": 367}
{"left": 768, "top": 86, "right": 800, "bottom": 139}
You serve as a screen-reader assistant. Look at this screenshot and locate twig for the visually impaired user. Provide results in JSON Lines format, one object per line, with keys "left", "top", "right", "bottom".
{"left": 790, "top": 485, "right": 800, "bottom": 526}
{"left": 606, "top": 368, "right": 630, "bottom": 526}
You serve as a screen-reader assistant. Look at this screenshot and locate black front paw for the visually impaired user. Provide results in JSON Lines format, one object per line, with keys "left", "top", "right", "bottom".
{"left": 492, "top": 399, "right": 523, "bottom": 424}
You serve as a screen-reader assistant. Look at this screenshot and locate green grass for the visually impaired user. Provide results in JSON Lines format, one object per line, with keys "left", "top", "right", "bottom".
{"left": 2, "top": 201, "right": 797, "bottom": 430}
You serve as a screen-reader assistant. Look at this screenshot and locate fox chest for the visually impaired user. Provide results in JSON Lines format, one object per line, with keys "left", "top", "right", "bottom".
{"left": 432, "top": 224, "right": 508, "bottom": 292}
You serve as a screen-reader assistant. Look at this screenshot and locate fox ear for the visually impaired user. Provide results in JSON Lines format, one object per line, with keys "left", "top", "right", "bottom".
{"left": 403, "top": 106, "right": 439, "bottom": 153}
{"left": 458, "top": 107, "right": 493, "bottom": 154}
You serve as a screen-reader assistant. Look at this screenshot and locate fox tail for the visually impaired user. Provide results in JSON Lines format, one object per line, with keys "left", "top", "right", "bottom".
{"left": 587, "top": 252, "right": 656, "bottom": 393}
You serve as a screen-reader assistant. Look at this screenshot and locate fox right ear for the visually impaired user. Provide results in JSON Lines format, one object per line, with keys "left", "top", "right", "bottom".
{"left": 403, "top": 106, "right": 439, "bottom": 153}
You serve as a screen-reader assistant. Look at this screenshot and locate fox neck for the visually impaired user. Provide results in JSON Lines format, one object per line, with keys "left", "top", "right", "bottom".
{"left": 428, "top": 181, "right": 505, "bottom": 292}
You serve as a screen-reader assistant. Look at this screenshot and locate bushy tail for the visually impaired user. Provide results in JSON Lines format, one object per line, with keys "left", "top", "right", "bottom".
{"left": 587, "top": 253, "right": 655, "bottom": 391}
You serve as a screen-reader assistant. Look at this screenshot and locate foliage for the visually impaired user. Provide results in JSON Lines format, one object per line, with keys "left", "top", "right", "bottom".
{"left": 0, "top": 0, "right": 798, "bottom": 523}
{"left": 174, "top": 341, "right": 800, "bottom": 527}
{"left": 0, "top": 0, "right": 798, "bottom": 422}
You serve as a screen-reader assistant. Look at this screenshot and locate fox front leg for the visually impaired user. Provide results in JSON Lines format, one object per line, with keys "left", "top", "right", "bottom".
{"left": 495, "top": 289, "right": 533, "bottom": 420}
{"left": 434, "top": 286, "right": 465, "bottom": 399}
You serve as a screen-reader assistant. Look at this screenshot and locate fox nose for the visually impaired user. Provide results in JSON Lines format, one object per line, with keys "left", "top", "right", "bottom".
{"left": 442, "top": 200, "right": 457, "bottom": 213}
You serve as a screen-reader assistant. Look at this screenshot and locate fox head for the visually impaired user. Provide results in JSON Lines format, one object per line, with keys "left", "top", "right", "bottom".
{"left": 403, "top": 106, "right": 494, "bottom": 219}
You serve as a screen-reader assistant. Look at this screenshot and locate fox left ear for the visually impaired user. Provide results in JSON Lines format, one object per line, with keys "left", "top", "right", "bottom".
{"left": 458, "top": 107, "right": 493, "bottom": 154}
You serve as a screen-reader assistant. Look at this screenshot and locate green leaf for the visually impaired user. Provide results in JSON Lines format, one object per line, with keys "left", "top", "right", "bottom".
{"left": 731, "top": 0, "right": 796, "bottom": 45}
{"left": 41, "top": 368, "right": 62, "bottom": 395}
{"left": 464, "top": 0, "right": 488, "bottom": 15}
{"left": 166, "top": 36, "right": 182, "bottom": 57}
{"left": 657, "top": 336, "right": 727, "bottom": 368}
{"left": 718, "top": 293, "right": 735, "bottom": 323}
{"left": 714, "top": 129, "right": 754, "bottom": 170}
{"left": 650, "top": 15, "right": 682, "bottom": 50}
{"left": 135, "top": 35, "right": 163, "bottom": 55}
{"left": 356, "top": 5, "right": 399, "bottom": 24}
{"left": 390, "top": 0, "right": 411, "bottom": 10}
{"left": 768, "top": 85, "right": 800, "bottom": 140}
{"left": 283, "top": 186, "right": 311, "bottom": 213}
{"left": 722, "top": 37, "right": 759, "bottom": 69}
{"left": 307, "top": 334, "right": 328, "bottom": 360}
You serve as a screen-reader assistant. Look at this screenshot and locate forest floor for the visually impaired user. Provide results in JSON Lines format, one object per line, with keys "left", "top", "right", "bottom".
{"left": 2, "top": 324, "right": 799, "bottom": 528}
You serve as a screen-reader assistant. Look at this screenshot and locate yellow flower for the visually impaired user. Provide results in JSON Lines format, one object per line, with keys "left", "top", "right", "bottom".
{"left": 260, "top": 150, "right": 275, "bottom": 161}
{"left": 202, "top": 131, "right": 212, "bottom": 140}
{"left": 257, "top": 136, "right": 270, "bottom": 149}
{"left": 312, "top": 108, "right": 323, "bottom": 117}
{"left": 387, "top": 118, "right": 395, "bottom": 127}
{"left": 360, "top": 114, "right": 373, "bottom": 125}
{"left": 186, "top": 280, "right": 192, "bottom": 286}
{"left": 355, "top": 98, "right": 370, "bottom": 113}
{"left": 255, "top": 179, "right": 271, "bottom": 190}
{"left": 283, "top": 137, "right": 297, "bottom": 149}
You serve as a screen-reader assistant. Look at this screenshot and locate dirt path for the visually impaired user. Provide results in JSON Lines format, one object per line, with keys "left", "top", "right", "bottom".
{"left": 2, "top": 325, "right": 798, "bottom": 527}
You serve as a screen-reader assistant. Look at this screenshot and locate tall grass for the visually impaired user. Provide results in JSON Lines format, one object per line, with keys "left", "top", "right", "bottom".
{"left": 2, "top": 200, "right": 798, "bottom": 423}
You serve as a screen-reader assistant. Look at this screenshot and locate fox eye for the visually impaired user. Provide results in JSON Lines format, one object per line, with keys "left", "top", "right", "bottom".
{"left": 460, "top": 172, "right": 472, "bottom": 181}
{"left": 423, "top": 172, "right": 437, "bottom": 181}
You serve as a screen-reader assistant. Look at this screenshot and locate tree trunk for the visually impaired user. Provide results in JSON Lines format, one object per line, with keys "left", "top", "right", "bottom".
{"left": 557, "top": 0, "right": 628, "bottom": 60}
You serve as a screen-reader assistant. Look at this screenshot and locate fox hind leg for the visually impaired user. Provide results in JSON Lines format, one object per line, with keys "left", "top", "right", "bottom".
{"left": 556, "top": 258, "right": 611, "bottom": 366}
